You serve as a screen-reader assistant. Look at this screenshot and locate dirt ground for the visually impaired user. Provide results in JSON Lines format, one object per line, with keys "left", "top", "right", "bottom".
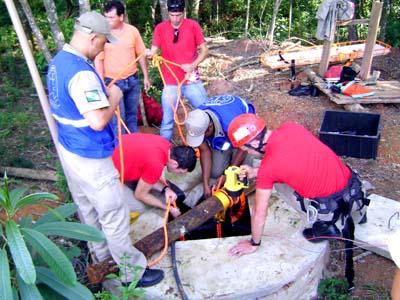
{"left": 199, "top": 38, "right": 400, "bottom": 299}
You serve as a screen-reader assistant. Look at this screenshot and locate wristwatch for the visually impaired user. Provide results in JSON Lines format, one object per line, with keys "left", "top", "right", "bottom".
{"left": 250, "top": 238, "right": 261, "bottom": 246}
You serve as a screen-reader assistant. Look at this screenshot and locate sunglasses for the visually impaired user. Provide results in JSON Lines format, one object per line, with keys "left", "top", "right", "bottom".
{"left": 173, "top": 28, "right": 179, "bottom": 43}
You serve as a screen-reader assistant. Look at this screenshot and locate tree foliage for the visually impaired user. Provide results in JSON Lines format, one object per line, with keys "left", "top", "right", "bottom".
{"left": 0, "top": 0, "right": 399, "bottom": 85}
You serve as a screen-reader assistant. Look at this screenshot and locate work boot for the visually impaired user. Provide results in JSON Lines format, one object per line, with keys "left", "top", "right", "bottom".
{"left": 131, "top": 268, "right": 164, "bottom": 288}
{"left": 303, "top": 221, "right": 341, "bottom": 243}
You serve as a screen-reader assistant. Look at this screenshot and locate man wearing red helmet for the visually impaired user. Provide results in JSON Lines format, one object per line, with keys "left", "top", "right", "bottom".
{"left": 227, "top": 114, "right": 369, "bottom": 289}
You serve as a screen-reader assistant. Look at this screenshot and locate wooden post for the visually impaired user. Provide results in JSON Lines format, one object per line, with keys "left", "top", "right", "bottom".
{"left": 318, "top": 7, "right": 337, "bottom": 76}
{"left": 318, "top": 40, "right": 334, "bottom": 76}
{"left": 359, "top": 1, "right": 383, "bottom": 80}
{"left": 138, "top": 93, "right": 149, "bottom": 127}
{"left": 134, "top": 195, "right": 224, "bottom": 258}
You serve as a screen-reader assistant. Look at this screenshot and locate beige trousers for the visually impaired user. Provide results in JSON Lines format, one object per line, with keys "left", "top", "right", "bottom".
{"left": 58, "top": 144, "right": 147, "bottom": 281}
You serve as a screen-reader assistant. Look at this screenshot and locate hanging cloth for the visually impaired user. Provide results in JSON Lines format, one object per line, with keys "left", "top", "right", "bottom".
{"left": 316, "top": 0, "right": 355, "bottom": 41}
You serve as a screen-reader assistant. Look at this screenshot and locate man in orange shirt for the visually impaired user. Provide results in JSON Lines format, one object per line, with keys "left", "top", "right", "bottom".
{"left": 95, "top": 0, "right": 150, "bottom": 133}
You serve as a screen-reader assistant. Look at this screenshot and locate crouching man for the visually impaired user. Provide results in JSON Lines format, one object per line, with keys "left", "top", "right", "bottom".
{"left": 112, "top": 133, "right": 197, "bottom": 218}
{"left": 184, "top": 94, "right": 255, "bottom": 204}
{"left": 227, "top": 114, "right": 369, "bottom": 288}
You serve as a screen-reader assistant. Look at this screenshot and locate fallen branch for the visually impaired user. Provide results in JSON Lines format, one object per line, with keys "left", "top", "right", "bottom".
{"left": 0, "top": 166, "right": 57, "bottom": 181}
{"left": 208, "top": 52, "right": 235, "bottom": 61}
{"left": 223, "top": 58, "right": 260, "bottom": 76}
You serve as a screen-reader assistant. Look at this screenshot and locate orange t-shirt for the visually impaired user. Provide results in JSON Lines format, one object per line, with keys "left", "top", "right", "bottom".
{"left": 97, "top": 23, "right": 146, "bottom": 80}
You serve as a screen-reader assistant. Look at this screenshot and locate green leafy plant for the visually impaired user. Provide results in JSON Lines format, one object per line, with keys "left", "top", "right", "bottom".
{"left": 0, "top": 173, "right": 105, "bottom": 299}
{"left": 95, "top": 254, "right": 145, "bottom": 300}
{"left": 318, "top": 277, "right": 349, "bottom": 300}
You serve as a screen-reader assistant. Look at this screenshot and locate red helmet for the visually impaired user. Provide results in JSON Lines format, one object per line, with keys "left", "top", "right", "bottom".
{"left": 228, "top": 114, "right": 266, "bottom": 148}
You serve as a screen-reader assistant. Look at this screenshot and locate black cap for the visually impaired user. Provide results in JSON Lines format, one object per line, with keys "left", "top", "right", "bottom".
{"left": 167, "top": 0, "right": 185, "bottom": 12}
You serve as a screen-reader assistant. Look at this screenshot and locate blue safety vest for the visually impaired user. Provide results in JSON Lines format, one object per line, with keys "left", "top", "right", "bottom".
{"left": 199, "top": 95, "right": 255, "bottom": 150}
{"left": 47, "top": 50, "right": 115, "bottom": 158}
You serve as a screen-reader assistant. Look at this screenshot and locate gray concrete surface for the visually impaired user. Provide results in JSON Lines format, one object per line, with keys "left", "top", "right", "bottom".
{"left": 129, "top": 195, "right": 329, "bottom": 299}
{"left": 355, "top": 193, "right": 400, "bottom": 260}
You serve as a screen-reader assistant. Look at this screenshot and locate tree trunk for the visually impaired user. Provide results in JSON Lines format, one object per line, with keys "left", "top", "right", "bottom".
{"left": 190, "top": 0, "right": 200, "bottom": 20}
{"left": 288, "top": 0, "right": 293, "bottom": 38}
{"left": 211, "top": 0, "right": 219, "bottom": 23}
{"left": 347, "top": 0, "right": 358, "bottom": 41}
{"left": 18, "top": 0, "right": 52, "bottom": 63}
{"left": 258, "top": 0, "right": 268, "bottom": 36}
{"left": 78, "top": 0, "right": 90, "bottom": 15}
{"left": 0, "top": 167, "right": 57, "bottom": 181}
{"left": 245, "top": 0, "right": 251, "bottom": 36}
{"left": 151, "top": 0, "right": 158, "bottom": 22}
{"left": 159, "top": 0, "right": 168, "bottom": 21}
{"left": 134, "top": 195, "right": 224, "bottom": 258}
{"left": 15, "top": 0, "right": 35, "bottom": 50}
{"left": 378, "top": 0, "right": 389, "bottom": 41}
{"left": 43, "top": 0, "right": 65, "bottom": 51}
{"left": 266, "top": 0, "right": 283, "bottom": 48}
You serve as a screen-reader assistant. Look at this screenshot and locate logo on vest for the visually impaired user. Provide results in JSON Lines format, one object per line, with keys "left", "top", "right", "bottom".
{"left": 206, "top": 95, "right": 236, "bottom": 106}
{"left": 85, "top": 90, "right": 101, "bottom": 102}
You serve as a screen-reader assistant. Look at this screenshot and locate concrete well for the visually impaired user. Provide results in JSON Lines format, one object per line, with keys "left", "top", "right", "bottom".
{"left": 129, "top": 195, "right": 329, "bottom": 299}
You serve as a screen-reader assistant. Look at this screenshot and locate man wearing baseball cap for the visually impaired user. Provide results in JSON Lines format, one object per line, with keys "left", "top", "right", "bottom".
{"left": 47, "top": 11, "right": 164, "bottom": 287}
{"left": 185, "top": 95, "right": 255, "bottom": 200}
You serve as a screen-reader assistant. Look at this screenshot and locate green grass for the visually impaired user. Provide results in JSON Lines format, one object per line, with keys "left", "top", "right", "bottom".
{"left": 359, "top": 284, "right": 390, "bottom": 300}
{"left": 318, "top": 278, "right": 349, "bottom": 300}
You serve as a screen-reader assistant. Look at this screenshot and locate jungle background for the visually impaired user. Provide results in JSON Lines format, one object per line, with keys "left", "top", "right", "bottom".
{"left": 1, "top": 0, "right": 400, "bottom": 299}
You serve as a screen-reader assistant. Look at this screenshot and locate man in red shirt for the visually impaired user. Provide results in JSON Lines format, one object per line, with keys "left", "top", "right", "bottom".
{"left": 112, "top": 133, "right": 197, "bottom": 218}
{"left": 146, "top": 0, "right": 208, "bottom": 140}
{"left": 226, "top": 114, "right": 368, "bottom": 259}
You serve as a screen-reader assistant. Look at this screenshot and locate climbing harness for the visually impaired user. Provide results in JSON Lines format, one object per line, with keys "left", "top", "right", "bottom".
{"left": 295, "top": 169, "right": 370, "bottom": 290}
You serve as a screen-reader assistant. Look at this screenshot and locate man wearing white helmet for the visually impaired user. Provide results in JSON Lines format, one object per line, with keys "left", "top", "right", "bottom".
{"left": 184, "top": 95, "right": 255, "bottom": 200}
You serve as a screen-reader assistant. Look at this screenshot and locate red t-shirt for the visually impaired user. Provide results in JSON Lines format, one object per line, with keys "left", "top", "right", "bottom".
{"left": 112, "top": 133, "right": 170, "bottom": 185}
{"left": 152, "top": 19, "right": 205, "bottom": 85}
{"left": 256, "top": 122, "right": 351, "bottom": 198}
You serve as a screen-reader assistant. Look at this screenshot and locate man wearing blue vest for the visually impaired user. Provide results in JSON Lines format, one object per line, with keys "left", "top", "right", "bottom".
{"left": 184, "top": 95, "right": 255, "bottom": 200}
{"left": 47, "top": 11, "right": 163, "bottom": 287}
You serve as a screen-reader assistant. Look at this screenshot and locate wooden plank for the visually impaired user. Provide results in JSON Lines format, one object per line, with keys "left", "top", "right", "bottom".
{"left": 306, "top": 68, "right": 400, "bottom": 105}
{"left": 318, "top": 40, "right": 333, "bottom": 76}
{"left": 315, "top": 84, "right": 400, "bottom": 105}
{"left": 261, "top": 43, "right": 390, "bottom": 70}
{"left": 360, "top": 1, "right": 383, "bottom": 80}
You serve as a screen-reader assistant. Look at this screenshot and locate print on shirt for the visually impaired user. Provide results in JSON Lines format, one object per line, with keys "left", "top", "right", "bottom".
{"left": 84, "top": 90, "right": 101, "bottom": 102}
{"left": 47, "top": 64, "right": 60, "bottom": 108}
